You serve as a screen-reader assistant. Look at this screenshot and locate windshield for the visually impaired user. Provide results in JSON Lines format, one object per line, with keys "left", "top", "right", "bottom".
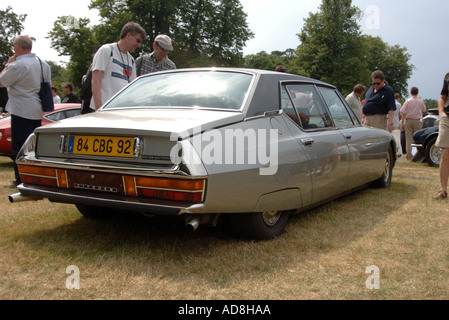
{"left": 103, "top": 70, "right": 254, "bottom": 111}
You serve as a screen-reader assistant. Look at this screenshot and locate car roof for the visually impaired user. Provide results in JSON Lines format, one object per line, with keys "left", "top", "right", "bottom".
{"left": 139, "top": 68, "right": 335, "bottom": 117}
{"left": 245, "top": 69, "right": 334, "bottom": 117}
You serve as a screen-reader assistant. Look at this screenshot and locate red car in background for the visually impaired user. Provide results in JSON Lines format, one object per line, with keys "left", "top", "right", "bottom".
{"left": 0, "top": 103, "right": 81, "bottom": 158}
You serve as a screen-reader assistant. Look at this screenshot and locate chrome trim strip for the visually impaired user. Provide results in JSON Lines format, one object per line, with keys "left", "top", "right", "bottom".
{"left": 135, "top": 186, "right": 204, "bottom": 193}
{"left": 58, "top": 135, "right": 67, "bottom": 154}
{"left": 16, "top": 157, "right": 207, "bottom": 179}
{"left": 133, "top": 137, "right": 142, "bottom": 158}
{"left": 17, "top": 184, "right": 205, "bottom": 216}
{"left": 244, "top": 110, "right": 282, "bottom": 122}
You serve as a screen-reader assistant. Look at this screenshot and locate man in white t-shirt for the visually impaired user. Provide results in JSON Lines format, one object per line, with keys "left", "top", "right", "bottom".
{"left": 91, "top": 22, "right": 147, "bottom": 111}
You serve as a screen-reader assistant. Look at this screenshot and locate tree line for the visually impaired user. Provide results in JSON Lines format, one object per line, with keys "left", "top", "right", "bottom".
{"left": 1, "top": 0, "right": 415, "bottom": 101}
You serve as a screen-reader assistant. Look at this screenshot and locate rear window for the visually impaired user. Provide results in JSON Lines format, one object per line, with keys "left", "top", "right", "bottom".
{"left": 104, "top": 71, "right": 254, "bottom": 111}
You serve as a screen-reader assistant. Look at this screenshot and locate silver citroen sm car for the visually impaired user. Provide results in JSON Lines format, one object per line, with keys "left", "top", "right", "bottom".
{"left": 10, "top": 68, "right": 396, "bottom": 240}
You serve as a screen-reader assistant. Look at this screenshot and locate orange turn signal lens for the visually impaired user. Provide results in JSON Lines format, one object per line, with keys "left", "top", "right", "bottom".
{"left": 123, "top": 176, "right": 137, "bottom": 197}
{"left": 57, "top": 169, "right": 68, "bottom": 188}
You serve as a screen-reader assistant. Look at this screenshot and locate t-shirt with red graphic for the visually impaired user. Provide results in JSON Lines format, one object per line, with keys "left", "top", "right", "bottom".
{"left": 90, "top": 43, "right": 135, "bottom": 110}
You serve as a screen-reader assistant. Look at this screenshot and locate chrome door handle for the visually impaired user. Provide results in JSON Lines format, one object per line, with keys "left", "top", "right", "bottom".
{"left": 343, "top": 133, "right": 353, "bottom": 140}
{"left": 300, "top": 138, "right": 314, "bottom": 146}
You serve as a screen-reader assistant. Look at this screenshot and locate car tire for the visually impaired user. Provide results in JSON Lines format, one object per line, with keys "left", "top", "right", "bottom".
{"left": 229, "top": 210, "right": 290, "bottom": 240}
{"left": 75, "top": 204, "right": 111, "bottom": 219}
{"left": 425, "top": 137, "right": 441, "bottom": 167}
{"left": 371, "top": 145, "right": 393, "bottom": 189}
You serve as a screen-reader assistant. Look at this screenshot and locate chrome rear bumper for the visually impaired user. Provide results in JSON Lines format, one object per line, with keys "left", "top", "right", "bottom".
{"left": 10, "top": 184, "right": 205, "bottom": 216}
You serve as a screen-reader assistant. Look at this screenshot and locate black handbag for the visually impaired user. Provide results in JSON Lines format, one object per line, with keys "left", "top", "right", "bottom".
{"left": 37, "top": 57, "right": 54, "bottom": 112}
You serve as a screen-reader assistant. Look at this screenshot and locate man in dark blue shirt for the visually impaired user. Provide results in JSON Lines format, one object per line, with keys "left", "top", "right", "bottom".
{"left": 363, "top": 70, "right": 396, "bottom": 133}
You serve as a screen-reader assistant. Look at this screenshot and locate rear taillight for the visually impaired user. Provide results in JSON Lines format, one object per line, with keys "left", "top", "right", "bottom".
{"left": 18, "top": 165, "right": 205, "bottom": 203}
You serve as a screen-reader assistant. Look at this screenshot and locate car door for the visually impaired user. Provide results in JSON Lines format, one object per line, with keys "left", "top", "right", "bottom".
{"left": 317, "top": 86, "right": 386, "bottom": 187}
{"left": 282, "top": 84, "right": 350, "bottom": 204}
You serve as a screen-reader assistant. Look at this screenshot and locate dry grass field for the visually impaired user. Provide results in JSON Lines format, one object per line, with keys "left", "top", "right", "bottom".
{"left": 0, "top": 155, "right": 448, "bottom": 300}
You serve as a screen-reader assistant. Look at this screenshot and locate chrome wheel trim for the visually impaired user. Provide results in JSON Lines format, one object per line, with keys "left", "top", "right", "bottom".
{"left": 430, "top": 145, "right": 442, "bottom": 165}
{"left": 383, "top": 151, "right": 391, "bottom": 183}
{"left": 262, "top": 211, "right": 282, "bottom": 226}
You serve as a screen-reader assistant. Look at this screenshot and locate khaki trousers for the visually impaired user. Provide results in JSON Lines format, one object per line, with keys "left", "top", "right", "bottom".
{"left": 364, "top": 114, "right": 387, "bottom": 130}
{"left": 405, "top": 119, "right": 422, "bottom": 161}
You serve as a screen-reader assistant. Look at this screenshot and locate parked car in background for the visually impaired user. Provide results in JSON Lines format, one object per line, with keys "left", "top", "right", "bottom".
{"left": 412, "top": 125, "right": 441, "bottom": 167}
{"left": 9, "top": 68, "right": 397, "bottom": 240}
{"left": 0, "top": 104, "right": 81, "bottom": 158}
{"left": 422, "top": 111, "right": 439, "bottom": 129}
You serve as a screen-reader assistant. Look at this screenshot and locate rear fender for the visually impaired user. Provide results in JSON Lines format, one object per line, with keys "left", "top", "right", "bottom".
{"left": 255, "top": 188, "right": 302, "bottom": 212}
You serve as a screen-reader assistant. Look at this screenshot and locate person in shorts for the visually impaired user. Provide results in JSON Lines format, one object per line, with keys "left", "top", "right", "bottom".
{"left": 433, "top": 72, "right": 449, "bottom": 199}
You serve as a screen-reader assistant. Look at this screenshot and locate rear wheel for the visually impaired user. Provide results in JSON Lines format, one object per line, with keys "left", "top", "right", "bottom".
{"left": 371, "top": 145, "right": 393, "bottom": 188}
{"left": 229, "top": 210, "right": 290, "bottom": 240}
{"left": 425, "top": 137, "right": 441, "bottom": 167}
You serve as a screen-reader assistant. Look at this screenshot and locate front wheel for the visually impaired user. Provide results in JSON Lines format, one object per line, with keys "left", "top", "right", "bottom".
{"left": 425, "top": 137, "right": 441, "bottom": 167}
{"left": 371, "top": 145, "right": 393, "bottom": 188}
{"left": 229, "top": 210, "right": 290, "bottom": 240}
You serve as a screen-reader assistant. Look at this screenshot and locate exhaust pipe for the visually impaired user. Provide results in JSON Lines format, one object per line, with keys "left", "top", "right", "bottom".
{"left": 9, "top": 193, "right": 42, "bottom": 203}
{"left": 185, "top": 216, "right": 200, "bottom": 233}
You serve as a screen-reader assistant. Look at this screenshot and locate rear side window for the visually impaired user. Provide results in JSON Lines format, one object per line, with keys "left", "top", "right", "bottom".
{"left": 318, "top": 87, "right": 355, "bottom": 128}
{"left": 282, "top": 84, "right": 333, "bottom": 129}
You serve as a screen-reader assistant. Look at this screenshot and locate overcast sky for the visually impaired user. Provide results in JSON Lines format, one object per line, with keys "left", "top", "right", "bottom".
{"left": 2, "top": 0, "right": 448, "bottom": 100}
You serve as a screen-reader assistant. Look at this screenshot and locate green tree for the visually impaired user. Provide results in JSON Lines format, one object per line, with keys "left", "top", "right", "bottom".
{"left": 172, "top": 0, "right": 211, "bottom": 65}
{"left": 204, "top": 0, "right": 253, "bottom": 66}
{"left": 244, "top": 49, "right": 297, "bottom": 73}
{"left": 295, "top": 0, "right": 413, "bottom": 97}
{"left": 296, "top": 0, "right": 366, "bottom": 95}
{"left": 88, "top": 0, "right": 253, "bottom": 67}
{"left": 48, "top": 0, "right": 254, "bottom": 87}
{"left": 48, "top": 16, "right": 99, "bottom": 90}
{"left": 0, "top": 6, "right": 26, "bottom": 66}
{"left": 361, "top": 35, "right": 413, "bottom": 97}
{"left": 424, "top": 99, "right": 438, "bottom": 111}
{"left": 90, "top": 0, "right": 136, "bottom": 47}
{"left": 47, "top": 61, "right": 70, "bottom": 96}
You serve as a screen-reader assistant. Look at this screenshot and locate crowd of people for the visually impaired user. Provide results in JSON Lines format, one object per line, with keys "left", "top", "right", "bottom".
{"left": 0, "top": 22, "right": 176, "bottom": 187}
{"left": 344, "top": 70, "right": 448, "bottom": 200}
{"left": 0, "top": 22, "right": 448, "bottom": 200}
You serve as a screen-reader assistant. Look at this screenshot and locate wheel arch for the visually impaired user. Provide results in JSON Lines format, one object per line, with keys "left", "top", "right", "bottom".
{"left": 254, "top": 188, "right": 302, "bottom": 212}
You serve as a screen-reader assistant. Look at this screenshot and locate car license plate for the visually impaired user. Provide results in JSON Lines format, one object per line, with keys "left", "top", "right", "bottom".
{"left": 68, "top": 135, "right": 135, "bottom": 158}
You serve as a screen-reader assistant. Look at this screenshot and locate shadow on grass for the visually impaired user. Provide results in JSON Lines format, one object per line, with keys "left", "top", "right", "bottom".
{"left": 0, "top": 157, "right": 14, "bottom": 169}
{"left": 12, "top": 179, "right": 418, "bottom": 289}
